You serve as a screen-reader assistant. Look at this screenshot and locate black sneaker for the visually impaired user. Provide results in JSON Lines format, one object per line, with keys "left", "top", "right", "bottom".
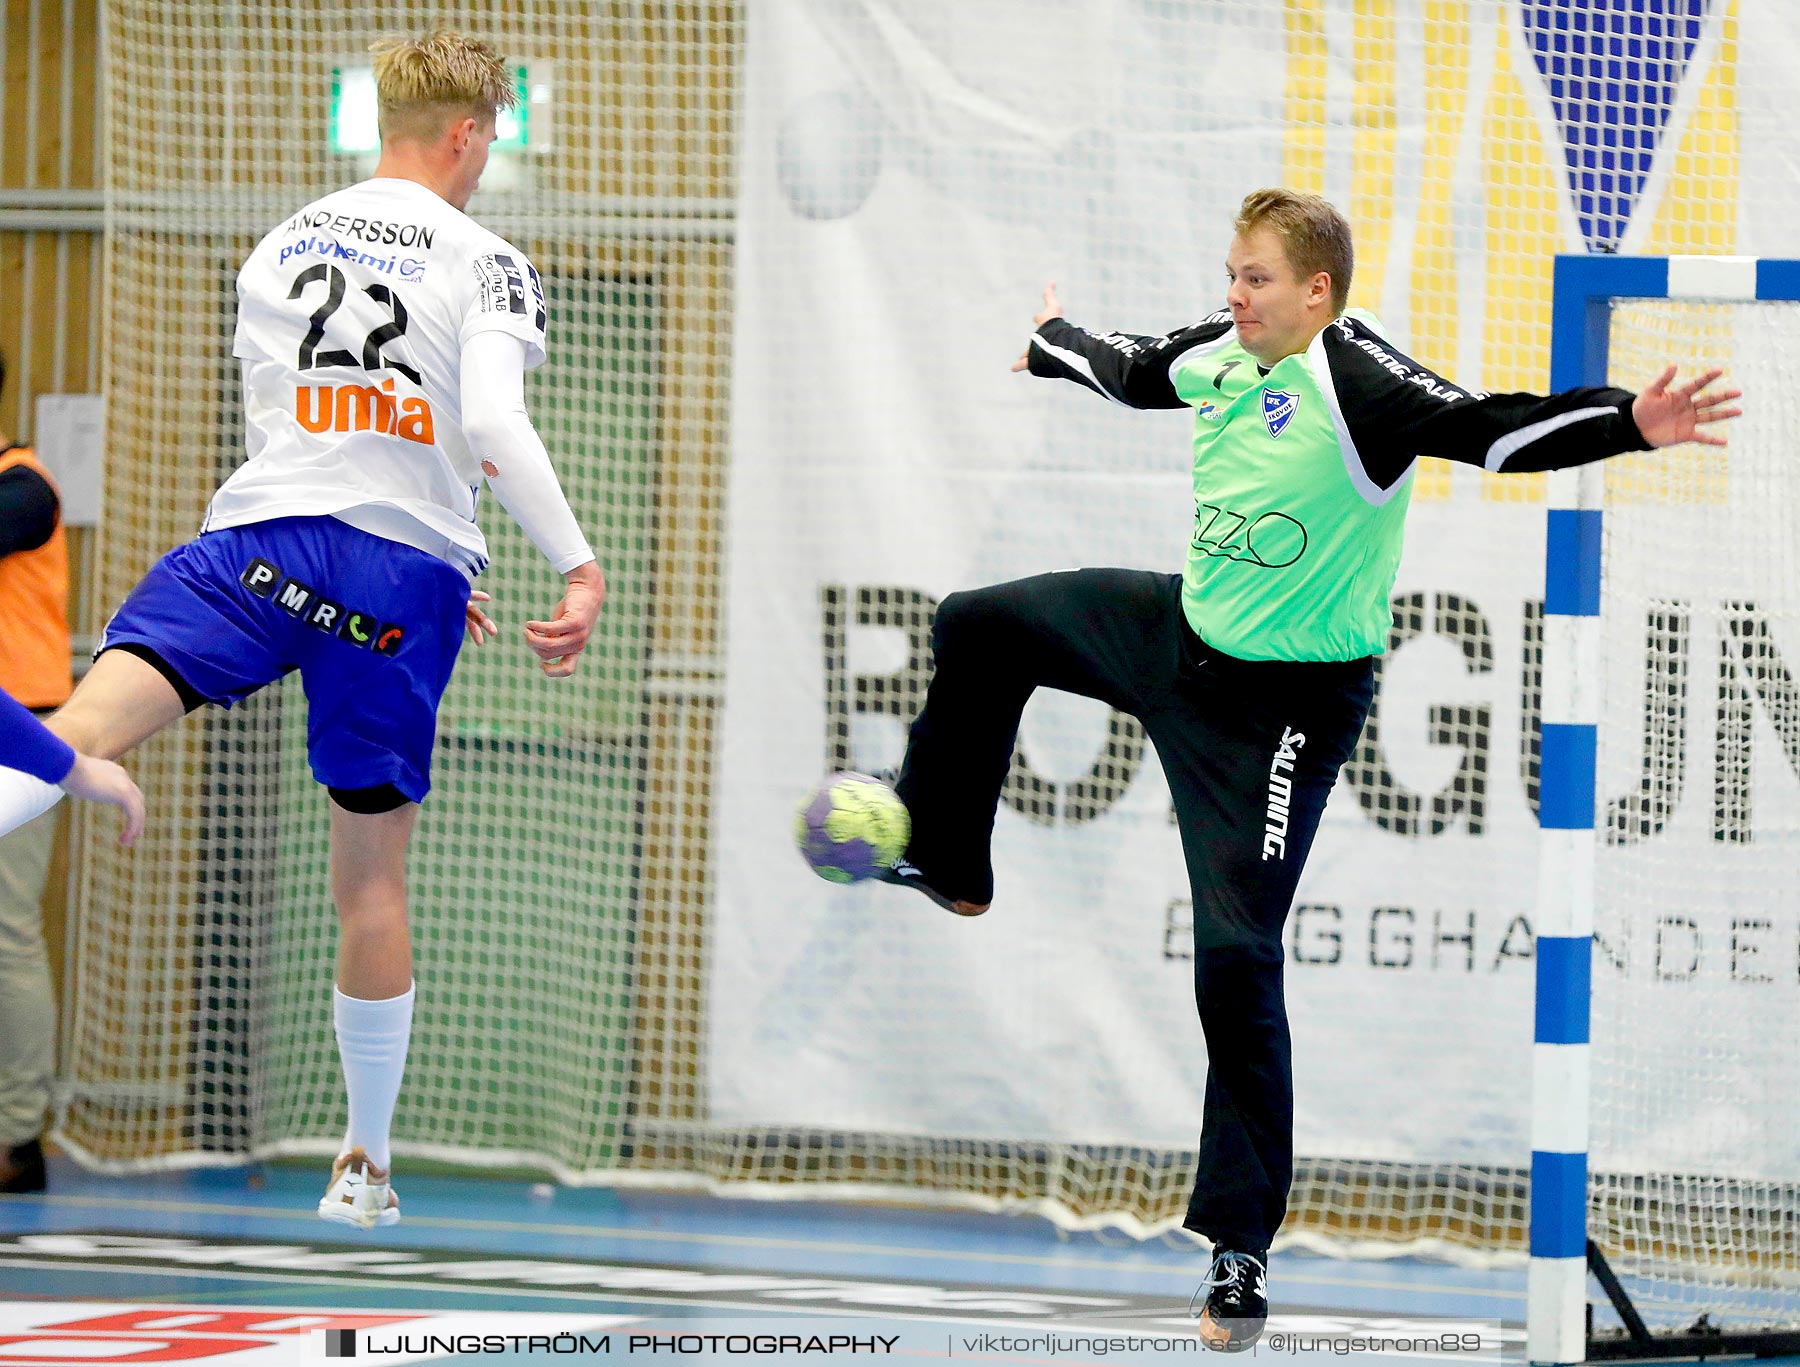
{"left": 877, "top": 858, "right": 990, "bottom": 917}
{"left": 0, "top": 1138, "right": 46, "bottom": 1194}
{"left": 1190, "top": 1246, "right": 1268, "bottom": 1352}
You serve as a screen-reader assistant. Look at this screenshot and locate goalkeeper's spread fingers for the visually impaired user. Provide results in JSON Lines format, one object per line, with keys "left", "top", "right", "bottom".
{"left": 1676, "top": 366, "right": 1725, "bottom": 398}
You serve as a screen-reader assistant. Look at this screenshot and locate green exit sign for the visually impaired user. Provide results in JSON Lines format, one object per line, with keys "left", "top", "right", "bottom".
{"left": 331, "top": 64, "right": 533, "bottom": 154}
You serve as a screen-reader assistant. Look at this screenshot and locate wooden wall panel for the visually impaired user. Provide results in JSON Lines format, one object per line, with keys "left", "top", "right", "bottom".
{"left": 0, "top": 0, "right": 102, "bottom": 437}
{"left": 0, "top": 0, "right": 103, "bottom": 1043}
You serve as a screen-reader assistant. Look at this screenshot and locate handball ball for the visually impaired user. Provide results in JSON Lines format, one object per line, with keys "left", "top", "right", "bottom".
{"left": 795, "top": 772, "right": 910, "bottom": 883}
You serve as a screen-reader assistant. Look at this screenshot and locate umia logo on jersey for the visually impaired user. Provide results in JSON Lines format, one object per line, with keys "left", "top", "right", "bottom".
{"left": 296, "top": 378, "right": 435, "bottom": 446}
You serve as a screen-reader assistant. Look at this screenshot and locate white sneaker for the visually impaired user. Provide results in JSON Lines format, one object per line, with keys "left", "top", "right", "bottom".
{"left": 317, "top": 1147, "right": 400, "bottom": 1229}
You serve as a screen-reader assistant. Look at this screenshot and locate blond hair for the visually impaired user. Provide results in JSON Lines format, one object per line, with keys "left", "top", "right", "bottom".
{"left": 370, "top": 31, "right": 518, "bottom": 145}
{"left": 1234, "top": 188, "right": 1354, "bottom": 314}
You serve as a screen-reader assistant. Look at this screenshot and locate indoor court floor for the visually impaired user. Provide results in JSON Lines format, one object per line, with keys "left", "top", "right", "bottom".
{"left": 0, "top": 1157, "right": 1786, "bottom": 1364}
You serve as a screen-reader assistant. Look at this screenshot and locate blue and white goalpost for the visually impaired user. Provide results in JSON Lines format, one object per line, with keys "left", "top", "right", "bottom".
{"left": 1529, "top": 254, "right": 1800, "bottom": 1367}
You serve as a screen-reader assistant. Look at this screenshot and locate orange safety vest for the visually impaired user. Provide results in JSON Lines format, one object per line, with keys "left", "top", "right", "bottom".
{"left": 0, "top": 445, "right": 72, "bottom": 709}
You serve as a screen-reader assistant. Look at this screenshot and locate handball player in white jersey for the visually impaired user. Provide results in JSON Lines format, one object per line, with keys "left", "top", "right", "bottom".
{"left": 9, "top": 33, "right": 603, "bottom": 1227}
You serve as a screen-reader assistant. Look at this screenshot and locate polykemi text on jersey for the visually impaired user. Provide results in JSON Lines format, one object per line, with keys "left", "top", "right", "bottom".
{"left": 278, "top": 234, "right": 428, "bottom": 280}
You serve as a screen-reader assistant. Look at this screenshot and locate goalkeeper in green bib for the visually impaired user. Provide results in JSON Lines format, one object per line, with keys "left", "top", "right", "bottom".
{"left": 880, "top": 189, "right": 1740, "bottom": 1351}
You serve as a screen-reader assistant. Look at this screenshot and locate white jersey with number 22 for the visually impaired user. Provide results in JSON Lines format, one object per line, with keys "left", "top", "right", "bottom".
{"left": 205, "top": 176, "right": 547, "bottom": 578}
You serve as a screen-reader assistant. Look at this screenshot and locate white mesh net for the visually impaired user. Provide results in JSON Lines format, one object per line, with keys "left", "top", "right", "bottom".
{"left": 69, "top": 1, "right": 734, "bottom": 1169}
{"left": 1590, "top": 299, "right": 1800, "bottom": 1332}
{"left": 60, "top": 0, "right": 1799, "bottom": 1340}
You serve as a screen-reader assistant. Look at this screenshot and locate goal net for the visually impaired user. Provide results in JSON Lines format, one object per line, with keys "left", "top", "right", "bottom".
{"left": 65, "top": 0, "right": 1797, "bottom": 1337}
{"left": 68, "top": 0, "right": 735, "bottom": 1174}
{"left": 1585, "top": 295, "right": 1800, "bottom": 1342}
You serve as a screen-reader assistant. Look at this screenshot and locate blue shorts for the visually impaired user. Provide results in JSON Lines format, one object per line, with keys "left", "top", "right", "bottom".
{"left": 98, "top": 515, "right": 468, "bottom": 803}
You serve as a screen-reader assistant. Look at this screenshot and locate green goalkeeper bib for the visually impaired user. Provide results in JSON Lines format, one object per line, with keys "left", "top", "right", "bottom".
{"left": 1169, "top": 311, "right": 1413, "bottom": 661}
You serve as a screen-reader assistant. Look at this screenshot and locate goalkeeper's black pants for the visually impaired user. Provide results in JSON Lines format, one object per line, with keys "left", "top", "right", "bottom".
{"left": 895, "top": 568, "right": 1375, "bottom": 1252}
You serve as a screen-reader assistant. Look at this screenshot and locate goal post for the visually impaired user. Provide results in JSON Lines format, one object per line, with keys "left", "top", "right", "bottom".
{"left": 1531, "top": 254, "right": 1800, "bottom": 1365}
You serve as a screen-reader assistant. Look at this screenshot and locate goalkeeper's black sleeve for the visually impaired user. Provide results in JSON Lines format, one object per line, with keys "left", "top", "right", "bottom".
{"left": 1026, "top": 312, "right": 1235, "bottom": 409}
{"left": 1319, "top": 317, "right": 1651, "bottom": 490}
{"left": 1027, "top": 309, "right": 1652, "bottom": 493}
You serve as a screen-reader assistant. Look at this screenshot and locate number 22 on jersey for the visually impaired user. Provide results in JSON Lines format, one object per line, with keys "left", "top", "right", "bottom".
{"left": 288, "top": 263, "right": 436, "bottom": 446}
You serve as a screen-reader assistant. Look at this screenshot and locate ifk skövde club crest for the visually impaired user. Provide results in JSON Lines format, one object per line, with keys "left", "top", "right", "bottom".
{"left": 1262, "top": 389, "right": 1299, "bottom": 438}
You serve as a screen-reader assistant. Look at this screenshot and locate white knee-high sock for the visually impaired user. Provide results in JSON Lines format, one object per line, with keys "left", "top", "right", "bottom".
{"left": 0, "top": 770, "right": 63, "bottom": 840}
{"left": 334, "top": 981, "right": 414, "bottom": 1173}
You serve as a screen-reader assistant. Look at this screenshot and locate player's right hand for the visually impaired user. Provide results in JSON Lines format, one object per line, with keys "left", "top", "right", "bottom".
{"left": 1631, "top": 365, "right": 1743, "bottom": 448}
{"left": 525, "top": 562, "right": 606, "bottom": 679}
{"left": 1012, "top": 282, "right": 1064, "bottom": 372}
{"left": 465, "top": 589, "right": 499, "bottom": 647}
{"left": 59, "top": 752, "right": 146, "bottom": 846}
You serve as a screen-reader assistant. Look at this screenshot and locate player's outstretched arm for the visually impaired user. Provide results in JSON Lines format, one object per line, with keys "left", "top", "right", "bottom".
{"left": 1012, "top": 282, "right": 1231, "bottom": 409}
{"left": 1320, "top": 320, "right": 1742, "bottom": 487}
{"left": 1010, "top": 282, "right": 1066, "bottom": 372}
{"left": 1631, "top": 365, "right": 1743, "bottom": 448}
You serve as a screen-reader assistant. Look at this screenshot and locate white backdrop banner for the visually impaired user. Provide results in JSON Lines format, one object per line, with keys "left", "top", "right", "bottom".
{"left": 711, "top": 0, "right": 1800, "bottom": 1175}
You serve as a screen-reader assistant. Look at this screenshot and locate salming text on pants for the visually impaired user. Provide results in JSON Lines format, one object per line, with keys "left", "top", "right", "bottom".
{"left": 895, "top": 569, "right": 1375, "bottom": 1250}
